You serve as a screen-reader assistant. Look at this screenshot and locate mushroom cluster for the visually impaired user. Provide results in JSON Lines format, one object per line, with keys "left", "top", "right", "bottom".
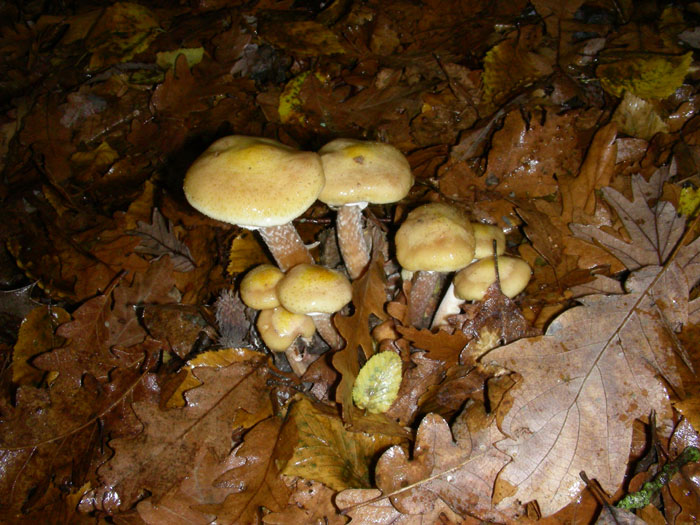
{"left": 183, "top": 134, "right": 531, "bottom": 366}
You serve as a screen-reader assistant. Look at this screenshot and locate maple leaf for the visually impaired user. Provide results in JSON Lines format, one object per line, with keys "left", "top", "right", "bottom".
{"left": 333, "top": 257, "right": 389, "bottom": 422}
{"left": 279, "top": 397, "right": 405, "bottom": 491}
{"left": 336, "top": 402, "right": 511, "bottom": 523}
{"left": 132, "top": 208, "right": 195, "bottom": 272}
{"left": 92, "top": 348, "right": 269, "bottom": 512}
{"left": 484, "top": 172, "right": 700, "bottom": 516}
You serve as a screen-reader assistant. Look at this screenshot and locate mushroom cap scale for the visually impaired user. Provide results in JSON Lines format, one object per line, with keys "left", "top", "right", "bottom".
{"left": 277, "top": 263, "right": 352, "bottom": 314}
{"left": 183, "top": 135, "right": 324, "bottom": 228}
{"left": 319, "top": 139, "right": 413, "bottom": 206}
{"left": 453, "top": 255, "right": 531, "bottom": 301}
{"left": 395, "top": 203, "right": 475, "bottom": 272}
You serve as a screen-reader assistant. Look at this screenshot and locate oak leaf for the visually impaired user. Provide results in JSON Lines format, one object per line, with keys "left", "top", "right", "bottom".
{"left": 195, "top": 416, "right": 291, "bottom": 524}
{"left": 485, "top": 173, "right": 700, "bottom": 516}
{"left": 93, "top": 348, "right": 269, "bottom": 512}
{"left": 336, "top": 402, "right": 511, "bottom": 523}
{"left": 334, "top": 257, "right": 389, "bottom": 422}
{"left": 132, "top": 208, "right": 195, "bottom": 272}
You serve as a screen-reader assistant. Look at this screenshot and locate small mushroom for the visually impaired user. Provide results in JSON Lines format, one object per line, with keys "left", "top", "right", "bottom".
{"left": 239, "top": 264, "right": 284, "bottom": 310}
{"left": 276, "top": 263, "right": 352, "bottom": 349}
{"left": 432, "top": 222, "right": 506, "bottom": 327}
{"left": 395, "top": 203, "right": 475, "bottom": 328}
{"left": 453, "top": 255, "right": 531, "bottom": 302}
{"left": 183, "top": 136, "right": 324, "bottom": 271}
{"left": 319, "top": 139, "right": 413, "bottom": 279}
{"left": 256, "top": 306, "right": 316, "bottom": 375}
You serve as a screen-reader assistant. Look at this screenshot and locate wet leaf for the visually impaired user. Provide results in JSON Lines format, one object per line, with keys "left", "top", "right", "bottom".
{"left": 132, "top": 208, "right": 195, "bottom": 272}
{"left": 353, "top": 351, "right": 403, "bottom": 414}
{"left": 280, "top": 398, "right": 405, "bottom": 490}
{"left": 597, "top": 52, "right": 693, "bottom": 99}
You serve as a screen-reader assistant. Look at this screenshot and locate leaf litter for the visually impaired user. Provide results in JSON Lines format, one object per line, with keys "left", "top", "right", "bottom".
{"left": 1, "top": 1, "right": 700, "bottom": 523}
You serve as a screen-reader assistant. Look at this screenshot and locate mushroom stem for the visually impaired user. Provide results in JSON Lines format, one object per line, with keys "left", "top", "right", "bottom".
{"left": 336, "top": 204, "right": 371, "bottom": 280}
{"left": 311, "top": 313, "right": 344, "bottom": 350}
{"left": 407, "top": 271, "right": 447, "bottom": 329}
{"left": 431, "top": 282, "right": 464, "bottom": 329}
{"left": 258, "top": 223, "right": 314, "bottom": 271}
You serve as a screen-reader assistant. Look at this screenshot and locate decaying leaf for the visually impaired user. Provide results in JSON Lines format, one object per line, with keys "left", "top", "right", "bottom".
{"left": 337, "top": 402, "right": 511, "bottom": 523}
{"left": 596, "top": 52, "right": 693, "bottom": 99}
{"left": 93, "top": 348, "right": 269, "bottom": 512}
{"left": 280, "top": 398, "right": 405, "bottom": 491}
{"left": 334, "top": 257, "right": 389, "bottom": 422}
{"left": 133, "top": 208, "right": 195, "bottom": 272}
{"left": 352, "top": 351, "right": 403, "bottom": 414}
{"left": 484, "top": 173, "right": 700, "bottom": 516}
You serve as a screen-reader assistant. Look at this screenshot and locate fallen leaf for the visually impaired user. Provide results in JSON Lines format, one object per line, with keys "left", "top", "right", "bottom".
{"left": 94, "top": 348, "right": 269, "bottom": 512}
{"left": 195, "top": 417, "right": 291, "bottom": 524}
{"left": 596, "top": 52, "right": 693, "bottom": 99}
{"left": 280, "top": 397, "right": 405, "bottom": 491}
{"left": 132, "top": 208, "right": 195, "bottom": 272}
{"left": 337, "top": 402, "right": 512, "bottom": 522}
{"left": 334, "top": 257, "right": 389, "bottom": 422}
{"left": 353, "top": 351, "right": 403, "bottom": 414}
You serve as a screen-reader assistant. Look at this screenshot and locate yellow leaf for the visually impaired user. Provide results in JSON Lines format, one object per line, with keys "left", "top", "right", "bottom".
{"left": 87, "top": 2, "right": 161, "bottom": 70}
{"left": 352, "top": 351, "right": 402, "bottom": 414}
{"left": 227, "top": 230, "right": 271, "bottom": 275}
{"left": 280, "top": 398, "right": 405, "bottom": 490}
{"left": 596, "top": 52, "right": 692, "bottom": 99}
{"left": 278, "top": 72, "right": 326, "bottom": 125}
{"left": 156, "top": 47, "right": 205, "bottom": 70}
{"left": 611, "top": 91, "right": 669, "bottom": 140}
{"left": 679, "top": 186, "right": 700, "bottom": 217}
{"left": 70, "top": 140, "right": 119, "bottom": 168}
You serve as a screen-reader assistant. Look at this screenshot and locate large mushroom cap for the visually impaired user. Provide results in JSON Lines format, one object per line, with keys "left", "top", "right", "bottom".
{"left": 453, "top": 255, "right": 531, "bottom": 301}
{"left": 395, "top": 203, "right": 475, "bottom": 272}
{"left": 183, "top": 135, "right": 324, "bottom": 228}
{"left": 277, "top": 263, "right": 352, "bottom": 314}
{"left": 318, "top": 139, "right": 413, "bottom": 206}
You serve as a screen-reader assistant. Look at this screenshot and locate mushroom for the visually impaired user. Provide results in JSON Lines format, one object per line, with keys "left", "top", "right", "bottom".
{"left": 276, "top": 263, "right": 353, "bottom": 349}
{"left": 319, "top": 138, "right": 413, "bottom": 279}
{"left": 256, "top": 306, "right": 316, "bottom": 375}
{"left": 453, "top": 255, "right": 531, "bottom": 302}
{"left": 239, "top": 264, "right": 284, "bottom": 310}
{"left": 183, "top": 136, "right": 324, "bottom": 271}
{"left": 395, "top": 203, "right": 475, "bottom": 328}
{"left": 432, "top": 222, "right": 506, "bottom": 328}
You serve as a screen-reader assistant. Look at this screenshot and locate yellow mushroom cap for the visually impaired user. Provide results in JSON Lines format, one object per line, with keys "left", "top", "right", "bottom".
{"left": 472, "top": 223, "right": 506, "bottom": 259}
{"left": 453, "top": 255, "right": 531, "bottom": 301}
{"left": 395, "top": 203, "right": 475, "bottom": 272}
{"left": 183, "top": 135, "right": 324, "bottom": 228}
{"left": 239, "top": 264, "right": 284, "bottom": 310}
{"left": 318, "top": 139, "right": 413, "bottom": 206}
{"left": 277, "top": 263, "right": 353, "bottom": 314}
{"left": 256, "top": 306, "right": 316, "bottom": 352}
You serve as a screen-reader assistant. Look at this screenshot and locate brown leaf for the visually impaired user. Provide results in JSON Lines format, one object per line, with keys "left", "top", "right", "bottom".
{"left": 94, "top": 348, "right": 269, "bottom": 512}
{"left": 34, "top": 258, "right": 176, "bottom": 383}
{"left": 262, "top": 479, "right": 346, "bottom": 525}
{"left": 384, "top": 352, "right": 445, "bottom": 426}
{"left": 337, "top": 402, "right": 511, "bottom": 523}
{"left": 396, "top": 325, "right": 469, "bottom": 367}
{"left": 132, "top": 208, "right": 195, "bottom": 272}
{"left": 484, "top": 256, "right": 695, "bottom": 515}
{"left": 196, "top": 417, "right": 291, "bottom": 524}
{"left": 664, "top": 418, "right": 700, "bottom": 524}
{"left": 334, "top": 257, "right": 389, "bottom": 422}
